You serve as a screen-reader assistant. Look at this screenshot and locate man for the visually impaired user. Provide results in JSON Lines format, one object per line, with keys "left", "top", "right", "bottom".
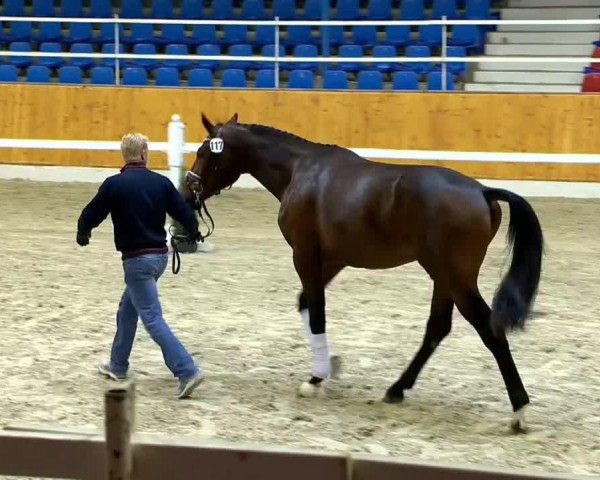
{"left": 76, "top": 133, "right": 204, "bottom": 399}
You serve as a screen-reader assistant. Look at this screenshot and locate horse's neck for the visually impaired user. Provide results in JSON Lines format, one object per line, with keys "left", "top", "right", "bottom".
{"left": 243, "top": 144, "right": 296, "bottom": 202}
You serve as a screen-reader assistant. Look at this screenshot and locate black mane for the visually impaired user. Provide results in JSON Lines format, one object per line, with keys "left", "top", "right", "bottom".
{"left": 239, "top": 123, "right": 341, "bottom": 152}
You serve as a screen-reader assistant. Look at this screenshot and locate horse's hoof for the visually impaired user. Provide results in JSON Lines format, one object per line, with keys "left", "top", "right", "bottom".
{"left": 382, "top": 389, "right": 404, "bottom": 404}
{"left": 510, "top": 405, "right": 528, "bottom": 434}
{"left": 298, "top": 381, "right": 326, "bottom": 398}
{"left": 329, "top": 355, "right": 342, "bottom": 380}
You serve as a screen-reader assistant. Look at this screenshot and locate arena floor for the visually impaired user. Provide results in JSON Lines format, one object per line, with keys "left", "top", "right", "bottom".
{"left": 1, "top": 179, "right": 599, "bottom": 478}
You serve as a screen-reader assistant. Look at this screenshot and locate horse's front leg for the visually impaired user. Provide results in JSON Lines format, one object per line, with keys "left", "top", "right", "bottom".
{"left": 293, "top": 250, "right": 342, "bottom": 397}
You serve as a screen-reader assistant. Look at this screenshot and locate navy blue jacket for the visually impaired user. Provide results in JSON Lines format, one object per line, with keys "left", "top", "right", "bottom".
{"left": 77, "top": 162, "right": 199, "bottom": 259}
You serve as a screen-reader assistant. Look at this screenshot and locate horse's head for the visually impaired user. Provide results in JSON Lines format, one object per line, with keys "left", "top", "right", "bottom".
{"left": 185, "top": 112, "right": 242, "bottom": 202}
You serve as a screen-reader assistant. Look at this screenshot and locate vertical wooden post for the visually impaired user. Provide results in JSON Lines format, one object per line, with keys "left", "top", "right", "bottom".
{"left": 104, "top": 383, "right": 134, "bottom": 480}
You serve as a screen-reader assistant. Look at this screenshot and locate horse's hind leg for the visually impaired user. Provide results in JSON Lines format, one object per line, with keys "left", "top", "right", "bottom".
{"left": 453, "top": 287, "right": 530, "bottom": 433}
{"left": 383, "top": 282, "right": 454, "bottom": 403}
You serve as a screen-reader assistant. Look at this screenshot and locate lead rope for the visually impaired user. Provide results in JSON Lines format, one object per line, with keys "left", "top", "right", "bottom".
{"left": 169, "top": 197, "right": 215, "bottom": 275}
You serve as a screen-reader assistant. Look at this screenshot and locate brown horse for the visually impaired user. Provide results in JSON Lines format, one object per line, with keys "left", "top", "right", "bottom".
{"left": 185, "top": 113, "right": 544, "bottom": 433}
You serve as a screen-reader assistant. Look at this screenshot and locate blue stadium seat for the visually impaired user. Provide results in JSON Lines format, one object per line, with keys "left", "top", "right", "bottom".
{"left": 241, "top": 0, "right": 265, "bottom": 19}
{"left": 338, "top": 44, "right": 362, "bottom": 73}
{"left": 357, "top": 70, "right": 384, "bottom": 90}
{"left": 400, "top": 0, "right": 425, "bottom": 20}
{"left": 123, "top": 67, "right": 148, "bottom": 86}
{"left": 89, "top": 66, "right": 114, "bottom": 84}
{"left": 163, "top": 43, "right": 190, "bottom": 71}
{"left": 302, "top": 0, "right": 321, "bottom": 20}
{"left": 254, "top": 26, "right": 275, "bottom": 47}
{"left": 352, "top": 25, "right": 377, "bottom": 47}
{"left": 99, "top": 43, "right": 124, "bottom": 68}
{"left": 37, "top": 42, "right": 63, "bottom": 69}
{"left": 154, "top": 67, "right": 180, "bottom": 86}
{"left": 120, "top": 0, "right": 143, "bottom": 18}
{"left": 403, "top": 45, "right": 432, "bottom": 74}
{"left": 446, "top": 45, "right": 467, "bottom": 75}
{"left": 131, "top": 43, "right": 159, "bottom": 70}
{"left": 3, "top": 0, "right": 25, "bottom": 16}
{"left": 65, "top": 22, "right": 93, "bottom": 44}
{"left": 5, "top": 22, "right": 33, "bottom": 42}
{"left": 228, "top": 44, "right": 253, "bottom": 71}
{"left": 273, "top": 0, "right": 295, "bottom": 20}
{"left": 392, "top": 70, "right": 419, "bottom": 90}
{"left": 427, "top": 71, "right": 455, "bottom": 90}
{"left": 372, "top": 45, "right": 396, "bottom": 74}
{"left": 7, "top": 42, "right": 32, "bottom": 68}
{"left": 432, "top": 0, "right": 458, "bottom": 19}
{"left": 58, "top": 65, "right": 84, "bottom": 84}
{"left": 320, "top": 26, "right": 345, "bottom": 47}
{"left": 152, "top": 0, "right": 174, "bottom": 18}
{"left": 60, "top": 0, "right": 83, "bottom": 17}
{"left": 464, "top": 0, "right": 491, "bottom": 19}
{"left": 212, "top": 0, "right": 234, "bottom": 19}
{"left": 90, "top": 0, "right": 112, "bottom": 17}
{"left": 323, "top": 70, "right": 348, "bottom": 90}
{"left": 32, "top": 0, "right": 54, "bottom": 16}
{"left": 126, "top": 24, "right": 156, "bottom": 45}
{"left": 336, "top": 0, "right": 359, "bottom": 20}
{"left": 448, "top": 25, "right": 482, "bottom": 52}
{"left": 222, "top": 26, "right": 248, "bottom": 46}
{"left": 157, "top": 24, "right": 186, "bottom": 46}
{"left": 293, "top": 44, "right": 319, "bottom": 72}
{"left": 36, "top": 22, "right": 63, "bottom": 43}
{"left": 415, "top": 25, "right": 443, "bottom": 47}
{"left": 286, "top": 26, "right": 313, "bottom": 48}
{"left": 259, "top": 44, "right": 286, "bottom": 70}
{"left": 94, "top": 23, "right": 126, "bottom": 45}
{"left": 70, "top": 42, "right": 95, "bottom": 70}
{"left": 181, "top": 0, "right": 203, "bottom": 19}
{"left": 384, "top": 25, "right": 411, "bottom": 47}
{"left": 221, "top": 68, "right": 247, "bottom": 88}
{"left": 368, "top": 0, "right": 392, "bottom": 20}
{"left": 195, "top": 44, "right": 220, "bottom": 71}
{"left": 190, "top": 25, "right": 217, "bottom": 45}
{"left": 187, "top": 68, "right": 214, "bottom": 87}
{"left": 0, "top": 65, "right": 19, "bottom": 82}
{"left": 26, "top": 65, "right": 51, "bottom": 83}
{"left": 255, "top": 68, "right": 276, "bottom": 88}
{"left": 288, "top": 69, "right": 314, "bottom": 89}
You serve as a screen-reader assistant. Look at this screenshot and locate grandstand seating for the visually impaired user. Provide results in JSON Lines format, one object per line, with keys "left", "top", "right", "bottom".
{"left": 0, "top": 0, "right": 504, "bottom": 90}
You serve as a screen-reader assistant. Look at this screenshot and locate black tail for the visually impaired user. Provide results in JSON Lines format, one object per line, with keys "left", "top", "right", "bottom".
{"left": 482, "top": 187, "right": 544, "bottom": 336}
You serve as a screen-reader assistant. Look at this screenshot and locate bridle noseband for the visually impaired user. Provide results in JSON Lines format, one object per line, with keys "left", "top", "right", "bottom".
{"left": 169, "top": 169, "right": 215, "bottom": 275}
{"left": 169, "top": 132, "right": 233, "bottom": 274}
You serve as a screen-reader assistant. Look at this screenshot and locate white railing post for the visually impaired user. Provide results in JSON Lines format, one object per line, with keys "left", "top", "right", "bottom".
{"left": 167, "top": 114, "right": 185, "bottom": 189}
{"left": 114, "top": 14, "right": 120, "bottom": 86}
{"left": 274, "top": 16, "right": 280, "bottom": 89}
{"left": 442, "top": 15, "right": 447, "bottom": 92}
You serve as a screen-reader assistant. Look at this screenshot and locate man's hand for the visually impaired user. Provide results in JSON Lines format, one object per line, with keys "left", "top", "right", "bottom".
{"left": 76, "top": 231, "right": 91, "bottom": 247}
{"left": 190, "top": 231, "right": 203, "bottom": 243}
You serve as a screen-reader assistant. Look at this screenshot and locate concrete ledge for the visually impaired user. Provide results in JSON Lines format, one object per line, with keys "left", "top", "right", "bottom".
{"left": 1, "top": 164, "right": 600, "bottom": 198}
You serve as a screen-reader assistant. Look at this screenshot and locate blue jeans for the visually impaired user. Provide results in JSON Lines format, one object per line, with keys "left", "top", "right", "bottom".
{"left": 109, "top": 253, "right": 199, "bottom": 380}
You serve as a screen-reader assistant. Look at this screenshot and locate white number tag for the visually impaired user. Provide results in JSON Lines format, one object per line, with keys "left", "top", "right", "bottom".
{"left": 209, "top": 137, "right": 224, "bottom": 154}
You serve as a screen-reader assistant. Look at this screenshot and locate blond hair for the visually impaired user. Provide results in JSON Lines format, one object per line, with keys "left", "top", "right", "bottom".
{"left": 120, "top": 133, "right": 149, "bottom": 163}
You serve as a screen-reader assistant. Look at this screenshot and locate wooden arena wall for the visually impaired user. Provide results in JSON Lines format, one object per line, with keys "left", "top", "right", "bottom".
{"left": 1, "top": 84, "right": 599, "bottom": 181}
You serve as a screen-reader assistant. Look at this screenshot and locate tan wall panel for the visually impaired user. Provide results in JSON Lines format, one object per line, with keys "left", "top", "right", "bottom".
{"left": 1, "top": 85, "right": 599, "bottom": 180}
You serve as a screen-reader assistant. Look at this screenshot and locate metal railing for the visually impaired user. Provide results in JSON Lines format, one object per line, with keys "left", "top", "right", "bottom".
{"left": 0, "top": 15, "right": 599, "bottom": 90}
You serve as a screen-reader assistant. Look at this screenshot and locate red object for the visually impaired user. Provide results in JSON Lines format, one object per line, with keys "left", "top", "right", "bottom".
{"left": 582, "top": 73, "right": 600, "bottom": 93}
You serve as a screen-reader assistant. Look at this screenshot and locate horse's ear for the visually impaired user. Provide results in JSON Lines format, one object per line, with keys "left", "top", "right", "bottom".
{"left": 227, "top": 113, "right": 238, "bottom": 125}
{"left": 201, "top": 113, "right": 215, "bottom": 135}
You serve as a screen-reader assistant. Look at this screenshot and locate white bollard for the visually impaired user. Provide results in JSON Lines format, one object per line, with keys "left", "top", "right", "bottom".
{"left": 167, "top": 113, "right": 185, "bottom": 189}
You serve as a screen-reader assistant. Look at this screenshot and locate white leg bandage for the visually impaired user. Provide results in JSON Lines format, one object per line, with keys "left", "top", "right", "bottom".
{"left": 301, "top": 309, "right": 331, "bottom": 379}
